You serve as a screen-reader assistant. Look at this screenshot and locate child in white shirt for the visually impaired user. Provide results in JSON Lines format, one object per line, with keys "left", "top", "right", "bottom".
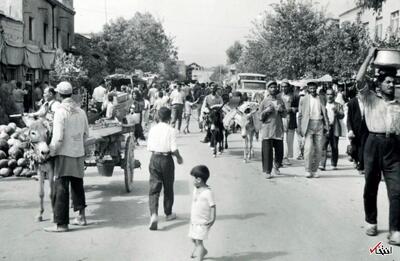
{"left": 189, "top": 165, "right": 216, "bottom": 260}
{"left": 183, "top": 96, "right": 199, "bottom": 134}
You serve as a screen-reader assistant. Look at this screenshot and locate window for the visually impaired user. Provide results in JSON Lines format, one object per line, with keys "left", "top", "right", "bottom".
{"left": 375, "top": 17, "right": 383, "bottom": 40}
{"left": 391, "top": 11, "right": 399, "bottom": 35}
{"left": 43, "top": 23, "right": 48, "bottom": 44}
{"left": 28, "top": 17, "right": 34, "bottom": 41}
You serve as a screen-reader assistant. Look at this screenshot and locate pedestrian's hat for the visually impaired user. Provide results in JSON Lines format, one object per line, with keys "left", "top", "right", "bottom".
{"left": 55, "top": 81, "right": 73, "bottom": 95}
{"left": 266, "top": 80, "right": 277, "bottom": 88}
{"left": 25, "top": 81, "right": 32, "bottom": 86}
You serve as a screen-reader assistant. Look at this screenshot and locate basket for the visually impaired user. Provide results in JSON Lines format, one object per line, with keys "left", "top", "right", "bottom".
{"left": 96, "top": 160, "right": 115, "bottom": 177}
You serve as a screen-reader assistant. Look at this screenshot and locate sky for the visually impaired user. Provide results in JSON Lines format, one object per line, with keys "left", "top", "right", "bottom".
{"left": 74, "top": 0, "right": 356, "bottom": 67}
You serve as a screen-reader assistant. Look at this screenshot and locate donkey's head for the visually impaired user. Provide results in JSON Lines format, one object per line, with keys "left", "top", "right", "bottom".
{"left": 237, "top": 108, "right": 257, "bottom": 138}
{"left": 25, "top": 119, "right": 51, "bottom": 163}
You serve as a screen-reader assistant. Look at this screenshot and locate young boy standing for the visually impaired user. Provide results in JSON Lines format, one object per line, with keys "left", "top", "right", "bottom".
{"left": 189, "top": 165, "right": 216, "bottom": 261}
{"left": 183, "top": 95, "right": 199, "bottom": 134}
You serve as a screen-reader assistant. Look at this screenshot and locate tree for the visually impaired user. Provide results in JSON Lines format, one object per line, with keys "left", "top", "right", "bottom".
{"left": 226, "top": 41, "right": 243, "bottom": 65}
{"left": 356, "top": 0, "right": 386, "bottom": 11}
{"left": 210, "top": 65, "right": 229, "bottom": 83}
{"left": 93, "top": 13, "right": 178, "bottom": 79}
{"left": 237, "top": 0, "right": 371, "bottom": 79}
{"left": 319, "top": 21, "right": 370, "bottom": 78}
{"left": 74, "top": 34, "right": 108, "bottom": 91}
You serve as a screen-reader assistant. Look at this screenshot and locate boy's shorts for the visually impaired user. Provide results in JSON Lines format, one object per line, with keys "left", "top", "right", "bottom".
{"left": 188, "top": 223, "right": 209, "bottom": 240}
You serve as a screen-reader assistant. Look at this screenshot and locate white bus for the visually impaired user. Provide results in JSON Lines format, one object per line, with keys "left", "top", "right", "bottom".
{"left": 237, "top": 73, "right": 267, "bottom": 95}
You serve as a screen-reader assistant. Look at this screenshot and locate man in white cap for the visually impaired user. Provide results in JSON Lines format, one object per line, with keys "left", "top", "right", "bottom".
{"left": 45, "top": 81, "right": 89, "bottom": 232}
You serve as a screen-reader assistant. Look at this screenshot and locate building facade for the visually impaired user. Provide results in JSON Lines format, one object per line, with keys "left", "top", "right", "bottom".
{"left": 0, "top": 0, "right": 75, "bottom": 83}
{"left": 339, "top": 0, "right": 400, "bottom": 41}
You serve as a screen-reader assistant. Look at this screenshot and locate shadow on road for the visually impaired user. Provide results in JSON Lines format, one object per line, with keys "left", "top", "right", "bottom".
{"left": 205, "top": 251, "right": 288, "bottom": 261}
{"left": 82, "top": 179, "right": 190, "bottom": 230}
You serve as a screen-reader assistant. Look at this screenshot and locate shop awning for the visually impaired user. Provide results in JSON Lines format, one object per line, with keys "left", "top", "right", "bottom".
{"left": 0, "top": 38, "right": 56, "bottom": 70}
{"left": 24, "top": 44, "right": 42, "bottom": 69}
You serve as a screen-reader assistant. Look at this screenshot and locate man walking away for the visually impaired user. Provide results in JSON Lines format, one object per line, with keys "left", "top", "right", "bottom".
{"left": 147, "top": 107, "right": 184, "bottom": 230}
{"left": 170, "top": 84, "right": 185, "bottom": 132}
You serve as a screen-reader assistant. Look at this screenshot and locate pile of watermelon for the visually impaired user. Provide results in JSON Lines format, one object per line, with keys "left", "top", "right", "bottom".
{"left": 0, "top": 123, "right": 34, "bottom": 178}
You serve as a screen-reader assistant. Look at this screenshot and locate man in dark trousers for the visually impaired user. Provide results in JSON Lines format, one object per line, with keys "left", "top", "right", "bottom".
{"left": 347, "top": 92, "right": 368, "bottom": 174}
{"left": 319, "top": 88, "right": 345, "bottom": 170}
{"left": 45, "top": 81, "right": 89, "bottom": 232}
{"left": 147, "top": 107, "right": 184, "bottom": 230}
{"left": 259, "top": 81, "right": 287, "bottom": 179}
{"left": 356, "top": 47, "right": 400, "bottom": 245}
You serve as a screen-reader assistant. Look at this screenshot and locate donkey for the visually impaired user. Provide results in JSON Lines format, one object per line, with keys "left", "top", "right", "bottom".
{"left": 203, "top": 105, "right": 228, "bottom": 157}
{"left": 24, "top": 117, "right": 54, "bottom": 222}
{"left": 235, "top": 102, "right": 261, "bottom": 163}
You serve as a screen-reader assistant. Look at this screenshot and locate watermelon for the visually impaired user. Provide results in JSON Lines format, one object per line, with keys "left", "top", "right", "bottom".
{"left": 0, "top": 132, "right": 9, "bottom": 140}
{"left": 0, "top": 168, "right": 12, "bottom": 177}
{"left": 17, "top": 158, "right": 28, "bottom": 167}
{"left": 7, "top": 122, "right": 17, "bottom": 130}
{"left": 0, "top": 150, "right": 6, "bottom": 160}
{"left": 13, "top": 167, "right": 23, "bottom": 176}
{"left": 20, "top": 168, "right": 30, "bottom": 177}
{"left": 8, "top": 147, "right": 23, "bottom": 159}
{"left": 7, "top": 138, "right": 22, "bottom": 148}
{"left": 0, "top": 139, "right": 8, "bottom": 152}
{"left": 8, "top": 159, "right": 17, "bottom": 169}
{"left": 3, "top": 126, "right": 14, "bottom": 135}
{"left": 0, "top": 159, "right": 8, "bottom": 169}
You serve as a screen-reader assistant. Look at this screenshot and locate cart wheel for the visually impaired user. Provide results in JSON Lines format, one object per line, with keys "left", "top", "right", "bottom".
{"left": 124, "top": 134, "right": 135, "bottom": 192}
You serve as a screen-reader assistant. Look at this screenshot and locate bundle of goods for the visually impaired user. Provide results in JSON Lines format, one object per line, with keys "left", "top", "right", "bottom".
{"left": 111, "top": 92, "right": 133, "bottom": 121}
{"left": 0, "top": 123, "right": 34, "bottom": 178}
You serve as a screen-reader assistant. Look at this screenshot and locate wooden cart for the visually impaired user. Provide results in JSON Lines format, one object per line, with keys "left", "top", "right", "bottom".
{"left": 84, "top": 121, "right": 138, "bottom": 193}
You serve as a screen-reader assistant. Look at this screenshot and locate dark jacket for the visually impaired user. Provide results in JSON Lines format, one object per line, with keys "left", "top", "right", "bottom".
{"left": 347, "top": 97, "right": 368, "bottom": 140}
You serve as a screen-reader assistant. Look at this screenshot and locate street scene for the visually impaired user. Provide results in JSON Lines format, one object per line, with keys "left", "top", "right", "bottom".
{"left": 0, "top": 0, "right": 400, "bottom": 260}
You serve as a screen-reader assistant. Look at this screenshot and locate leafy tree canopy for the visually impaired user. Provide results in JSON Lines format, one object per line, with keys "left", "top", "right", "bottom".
{"left": 237, "top": 0, "right": 371, "bottom": 79}
{"left": 92, "top": 13, "right": 178, "bottom": 80}
{"left": 356, "top": 0, "right": 386, "bottom": 11}
{"left": 226, "top": 41, "right": 243, "bottom": 65}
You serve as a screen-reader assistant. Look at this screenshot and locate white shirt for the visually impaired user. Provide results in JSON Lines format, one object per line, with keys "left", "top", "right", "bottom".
{"left": 148, "top": 88, "right": 158, "bottom": 105}
{"left": 147, "top": 122, "right": 178, "bottom": 153}
{"left": 326, "top": 102, "right": 335, "bottom": 125}
{"left": 153, "top": 98, "right": 169, "bottom": 111}
{"left": 190, "top": 187, "right": 216, "bottom": 225}
{"left": 170, "top": 89, "right": 184, "bottom": 105}
{"left": 105, "top": 102, "right": 114, "bottom": 119}
{"left": 357, "top": 97, "right": 364, "bottom": 118}
{"left": 309, "top": 96, "right": 322, "bottom": 120}
{"left": 92, "top": 85, "right": 107, "bottom": 103}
